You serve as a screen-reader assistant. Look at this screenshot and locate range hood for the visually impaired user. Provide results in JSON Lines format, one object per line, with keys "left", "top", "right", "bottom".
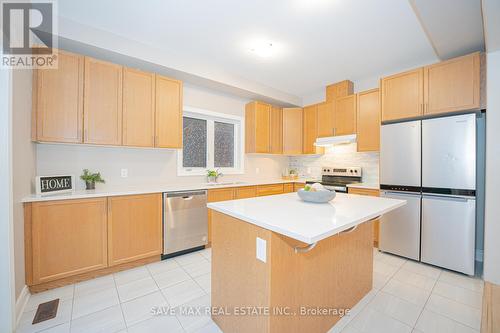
{"left": 314, "top": 134, "right": 357, "bottom": 147}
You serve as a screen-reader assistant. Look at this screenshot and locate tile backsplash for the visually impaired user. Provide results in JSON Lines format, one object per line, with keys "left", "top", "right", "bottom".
{"left": 289, "top": 143, "right": 379, "bottom": 184}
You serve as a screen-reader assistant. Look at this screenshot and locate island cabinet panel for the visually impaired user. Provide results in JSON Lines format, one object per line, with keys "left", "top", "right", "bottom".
{"left": 234, "top": 186, "right": 257, "bottom": 199}
{"left": 83, "top": 57, "right": 123, "bottom": 145}
{"left": 424, "top": 52, "right": 481, "bottom": 115}
{"left": 303, "top": 104, "right": 319, "bottom": 154}
{"left": 357, "top": 89, "right": 380, "bottom": 152}
{"left": 316, "top": 101, "right": 335, "bottom": 138}
{"left": 107, "top": 194, "right": 162, "bottom": 266}
{"left": 269, "top": 106, "right": 283, "bottom": 154}
{"left": 155, "top": 75, "right": 183, "bottom": 148}
{"left": 282, "top": 107, "right": 303, "bottom": 155}
{"left": 326, "top": 80, "right": 354, "bottom": 101}
{"left": 33, "top": 50, "right": 84, "bottom": 143}
{"left": 256, "top": 184, "right": 284, "bottom": 196}
{"left": 122, "top": 68, "right": 156, "bottom": 147}
{"left": 381, "top": 68, "right": 424, "bottom": 122}
{"left": 211, "top": 211, "right": 373, "bottom": 333}
{"left": 348, "top": 187, "right": 380, "bottom": 247}
{"left": 207, "top": 188, "right": 235, "bottom": 245}
{"left": 334, "top": 94, "right": 357, "bottom": 135}
{"left": 245, "top": 101, "right": 271, "bottom": 153}
{"left": 28, "top": 198, "right": 108, "bottom": 285}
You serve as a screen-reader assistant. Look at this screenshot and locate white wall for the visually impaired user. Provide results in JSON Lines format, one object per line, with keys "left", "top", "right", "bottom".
{"left": 36, "top": 84, "right": 288, "bottom": 190}
{"left": 0, "top": 68, "right": 16, "bottom": 333}
{"left": 484, "top": 50, "right": 500, "bottom": 285}
{"left": 289, "top": 143, "right": 379, "bottom": 185}
{"left": 12, "top": 70, "right": 36, "bottom": 299}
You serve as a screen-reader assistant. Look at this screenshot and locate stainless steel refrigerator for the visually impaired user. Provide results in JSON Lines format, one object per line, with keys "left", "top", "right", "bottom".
{"left": 379, "top": 113, "right": 483, "bottom": 275}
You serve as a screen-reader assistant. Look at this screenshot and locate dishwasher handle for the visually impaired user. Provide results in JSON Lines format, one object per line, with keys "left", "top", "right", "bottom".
{"left": 165, "top": 190, "right": 207, "bottom": 198}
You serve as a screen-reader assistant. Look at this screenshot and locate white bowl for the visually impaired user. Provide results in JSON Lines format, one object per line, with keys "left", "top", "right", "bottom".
{"left": 297, "top": 189, "right": 336, "bottom": 203}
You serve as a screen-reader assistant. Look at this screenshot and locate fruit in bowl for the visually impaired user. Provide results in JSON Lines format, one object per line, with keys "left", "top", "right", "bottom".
{"left": 304, "top": 183, "right": 328, "bottom": 192}
{"left": 298, "top": 183, "right": 336, "bottom": 203}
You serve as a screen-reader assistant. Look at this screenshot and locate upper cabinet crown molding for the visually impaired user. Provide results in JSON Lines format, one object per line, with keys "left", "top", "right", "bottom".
{"left": 83, "top": 57, "right": 123, "bottom": 145}
{"left": 33, "top": 49, "right": 84, "bottom": 143}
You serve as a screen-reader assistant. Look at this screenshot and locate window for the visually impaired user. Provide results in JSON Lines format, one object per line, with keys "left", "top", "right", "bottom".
{"left": 178, "top": 106, "right": 244, "bottom": 175}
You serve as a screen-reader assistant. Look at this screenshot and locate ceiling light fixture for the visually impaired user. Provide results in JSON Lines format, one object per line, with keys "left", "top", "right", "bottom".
{"left": 249, "top": 41, "right": 274, "bottom": 58}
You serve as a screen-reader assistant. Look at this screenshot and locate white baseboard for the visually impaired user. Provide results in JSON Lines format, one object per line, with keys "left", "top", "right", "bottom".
{"left": 15, "top": 285, "right": 30, "bottom": 327}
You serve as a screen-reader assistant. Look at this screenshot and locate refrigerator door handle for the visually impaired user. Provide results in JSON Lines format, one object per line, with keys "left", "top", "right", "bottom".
{"left": 381, "top": 191, "right": 421, "bottom": 198}
{"left": 422, "top": 193, "right": 475, "bottom": 202}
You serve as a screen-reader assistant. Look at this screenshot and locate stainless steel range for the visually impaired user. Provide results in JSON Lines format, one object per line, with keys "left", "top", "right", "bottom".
{"left": 306, "top": 167, "right": 362, "bottom": 193}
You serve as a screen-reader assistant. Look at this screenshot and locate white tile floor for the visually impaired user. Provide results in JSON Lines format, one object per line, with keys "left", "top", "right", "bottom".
{"left": 17, "top": 248, "right": 483, "bottom": 333}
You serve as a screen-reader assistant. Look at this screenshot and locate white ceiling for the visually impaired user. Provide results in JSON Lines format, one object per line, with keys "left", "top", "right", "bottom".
{"left": 57, "top": 0, "right": 484, "bottom": 104}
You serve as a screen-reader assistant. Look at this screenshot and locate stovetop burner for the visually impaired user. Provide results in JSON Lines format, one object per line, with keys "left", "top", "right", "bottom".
{"left": 306, "top": 166, "right": 362, "bottom": 192}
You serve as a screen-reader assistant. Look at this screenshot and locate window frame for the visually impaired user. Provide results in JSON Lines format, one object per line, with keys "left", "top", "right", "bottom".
{"left": 177, "top": 106, "right": 245, "bottom": 176}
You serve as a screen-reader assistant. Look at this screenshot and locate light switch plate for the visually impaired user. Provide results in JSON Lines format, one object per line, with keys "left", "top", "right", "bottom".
{"left": 256, "top": 237, "right": 267, "bottom": 263}
{"left": 121, "top": 169, "right": 128, "bottom": 178}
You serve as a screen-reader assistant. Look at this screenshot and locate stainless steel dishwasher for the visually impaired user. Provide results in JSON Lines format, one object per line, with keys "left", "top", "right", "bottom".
{"left": 163, "top": 190, "right": 208, "bottom": 256}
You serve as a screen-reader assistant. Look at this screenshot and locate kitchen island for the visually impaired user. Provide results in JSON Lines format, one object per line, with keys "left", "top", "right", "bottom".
{"left": 207, "top": 192, "right": 405, "bottom": 333}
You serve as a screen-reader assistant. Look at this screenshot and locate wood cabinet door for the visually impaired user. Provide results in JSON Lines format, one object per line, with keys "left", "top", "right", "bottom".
{"left": 30, "top": 198, "right": 108, "bottom": 284}
{"left": 334, "top": 95, "right": 357, "bottom": 135}
{"left": 282, "top": 108, "right": 303, "bottom": 155}
{"left": 234, "top": 186, "right": 257, "bottom": 199}
{"left": 283, "top": 183, "right": 294, "bottom": 193}
{"left": 294, "top": 183, "right": 306, "bottom": 192}
{"left": 156, "top": 75, "right": 183, "bottom": 148}
{"left": 381, "top": 68, "right": 423, "bottom": 122}
{"left": 326, "top": 80, "right": 354, "bottom": 101}
{"left": 270, "top": 106, "right": 283, "bottom": 154}
{"left": 207, "top": 188, "right": 235, "bottom": 245}
{"left": 246, "top": 102, "right": 271, "bottom": 153}
{"left": 84, "top": 57, "right": 123, "bottom": 145}
{"left": 357, "top": 89, "right": 380, "bottom": 152}
{"left": 122, "top": 68, "right": 155, "bottom": 147}
{"left": 256, "top": 184, "right": 284, "bottom": 196}
{"left": 424, "top": 52, "right": 481, "bottom": 115}
{"left": 316, "top": 101, "right": 335, "bottom": 137}
{"left": 108, "top": 194, "right": 162, "bottom": 266}
{"left": 303, "top": 105, "right": 318, "bottom": 154}
{"left": 34, "top": 50, "right": 84, "bottom": 143}
{"left": 348, "top": 188, "right": 380, "bottom": 246}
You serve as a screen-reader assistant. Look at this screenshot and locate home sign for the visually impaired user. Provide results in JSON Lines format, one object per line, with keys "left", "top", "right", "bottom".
{"left": 36, "top": 175, "right": 75, "bottom": 196}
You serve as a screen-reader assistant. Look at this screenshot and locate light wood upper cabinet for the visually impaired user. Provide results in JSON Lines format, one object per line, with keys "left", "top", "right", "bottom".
{"left": 29, "top": 198, "right": 108, "bottom": 284}
{"left": 282, "top": 107, "right": 303, "bottom": 155}
{"left": 245, "top": 101, "right": 271, "bottom": 153}
{"left": 33, "top": 50, "right": 84, "bottom": 143}
{"left": 317, "top": 101, "right": 335, "bottom": 137}
{"left": 303, "top": 104, "right": 318, "bottom": 154}
{"left": 357, "top": 89, "right": 380, "bottom": 152}
{"left": 107, "top": 194, "right": 162, "bottom": 266}
{"left": 424, "top": 52, "right": 481, "bottom": 115}
{"left": 122, "top": 68, "right": 155, "bottom": 147}
{"left": 84, "top": 57, "right": 123, "bottom": 145}
{"left": 381, "top": 68, "right": 424, "bottom": 122}
{"left": 155, "top": 75, "right": 183, "bottom": 148}
{"left": 334, "top": 94, "right": 357, "bottom": 135}
{"left": 326, "top": 80, "right": 354, "bottom": 101}
{"left": 270, "top": 106, "right": 283, "bottom": 154}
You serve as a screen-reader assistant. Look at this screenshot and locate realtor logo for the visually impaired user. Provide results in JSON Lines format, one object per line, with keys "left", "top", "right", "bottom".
{"left": 1, "top": 0, "right": 58, "bottom": 68}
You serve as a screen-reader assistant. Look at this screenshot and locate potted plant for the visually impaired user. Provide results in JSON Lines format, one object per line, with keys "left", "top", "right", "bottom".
{"left": 207, "top": 169, "right": 223, "bottom": 183}
{"left": 80, "top": 169, "right": 105, "bottom": 190}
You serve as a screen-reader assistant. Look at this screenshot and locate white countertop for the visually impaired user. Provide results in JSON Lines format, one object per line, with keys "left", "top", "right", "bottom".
{"left": 22, "top": 178, "right": 309, "bottom": 203}
{"left": 346, "top": 182, "right": 380, "bottom": 190}
{"left": 208, "top": 192, "right": 405, "bottom": 244}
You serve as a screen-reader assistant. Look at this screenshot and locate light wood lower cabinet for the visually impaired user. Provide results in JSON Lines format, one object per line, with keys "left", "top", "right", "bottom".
{"left": 283, "top": 183, "right": 294, "bottom": 193}
{"left": 348, "top": 187, "right": 380, "bottom": 247}
{"left": 257, "top": 184, "right": 284, "bottom": 196}
{"left": 207, "top": 188, "right": 235, "bottom": 245}
{"left": 27, "top": 198, "right": 108, "bottom": 285}
{"left": 234, "top": 186, "right": 257, "bottom": 199}
{"left": 294, "top": 182, "right": 306, "bottom": 192}
{"left": 107, "top": 194, "right": 162, "bottom": 266}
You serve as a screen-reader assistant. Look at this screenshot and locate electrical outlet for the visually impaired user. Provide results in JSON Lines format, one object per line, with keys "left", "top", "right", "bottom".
{"left": 121, "top": 168, "right": 128, "bottom": 178}
{"left": 256, "top": 237, "right": 267, "bottom": 263}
